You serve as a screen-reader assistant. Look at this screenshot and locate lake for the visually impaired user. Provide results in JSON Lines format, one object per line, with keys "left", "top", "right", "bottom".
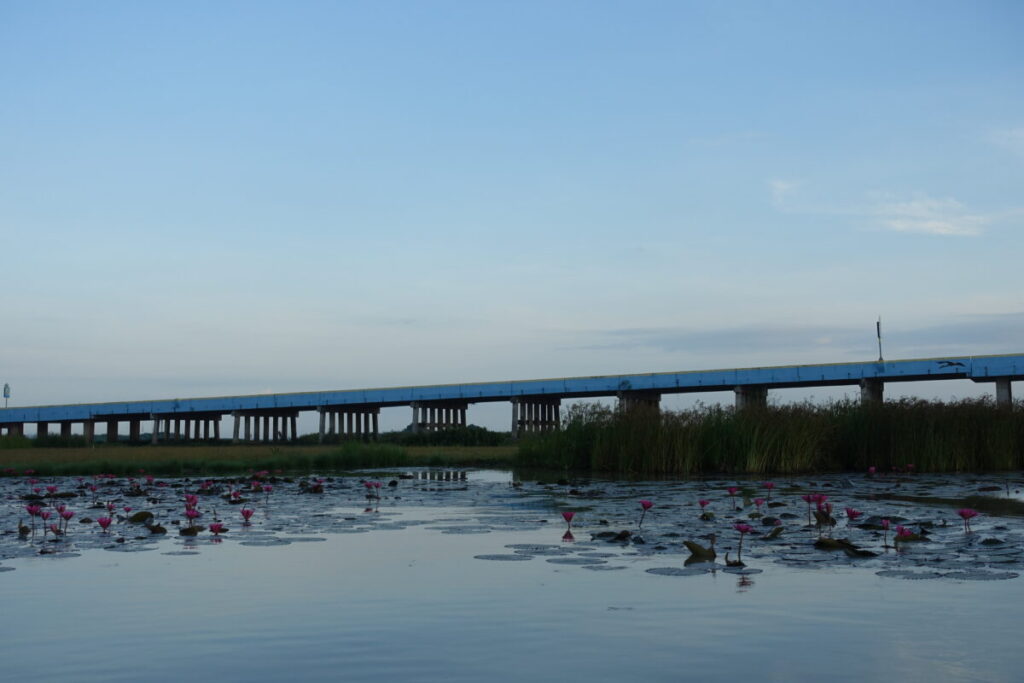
{"left": 3, "top": 469, "right": 1023, "bottom": 681}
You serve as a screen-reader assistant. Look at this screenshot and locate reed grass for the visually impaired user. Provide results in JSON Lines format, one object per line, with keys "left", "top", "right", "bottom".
{"left": 516, "top": 398, "right": 1024, "bottom": 475}
{"left": 0, "top": 441, "right": 516, "bottom": 477}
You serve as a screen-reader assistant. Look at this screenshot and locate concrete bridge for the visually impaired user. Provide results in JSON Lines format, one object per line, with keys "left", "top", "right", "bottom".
{"left": 0, "top": 353, "right": 1020, "bottom": 443}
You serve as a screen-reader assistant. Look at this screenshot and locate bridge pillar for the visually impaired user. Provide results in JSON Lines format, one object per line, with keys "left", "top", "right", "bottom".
{"left": 860, "top": 378, "right": 884, "bottom": 404}
{"left": 996, "top": 378, "right": 1013, "bottom": 407}
{"left": 106, "top": 420, "right": 118, "bottom": 444}
{"left": 36, "top": 422, "right": 49, "bottom": 438}
{"left": 129, "top": 419, "right": 141, "bottom": 442}
{"left": 411, "top": 401, "right": 467, "bottom": 433}
{"left": 511, "top": 397, "right": 560, "bottom": 438}
{"left": 151, "top": 416, "right": 161, "bottom": 444}
{"left": 617, "top": 391, "right": 661, "bottom": 412}
{"left": 61, "top": 422, "right": 72, "bottom": 438}
{"left": 83, "top": 421, "right": 95, "bottom": 443}
{"left": 734, "top": 386, "right": 768, "bottom": 410}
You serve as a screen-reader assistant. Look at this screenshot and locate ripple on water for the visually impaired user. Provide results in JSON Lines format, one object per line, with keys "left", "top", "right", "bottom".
{"left": 474, "top": 554, "right": 533, "bottom": 561}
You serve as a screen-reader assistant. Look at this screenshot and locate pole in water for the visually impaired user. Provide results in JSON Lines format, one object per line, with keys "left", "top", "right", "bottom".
{"left": 876, "top": 317, "right": 883, "bottom": 362}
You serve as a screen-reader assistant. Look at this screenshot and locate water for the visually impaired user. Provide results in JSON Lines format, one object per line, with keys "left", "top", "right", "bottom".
{"left": 3, "top": 470, "right": 1023, "bottom": 681}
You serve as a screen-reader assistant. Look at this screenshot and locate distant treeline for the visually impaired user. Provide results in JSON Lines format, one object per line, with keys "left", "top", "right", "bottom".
{"left": 515, "top": 399, "right": 1024, "bottom": 475}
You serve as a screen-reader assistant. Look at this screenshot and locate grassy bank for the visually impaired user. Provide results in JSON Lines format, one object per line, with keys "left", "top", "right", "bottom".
{"left": 516, "top": 398, "right": 1024, "bottom": 475}
{"left": 0, "top": 442, "right": 516, "bottom": 477}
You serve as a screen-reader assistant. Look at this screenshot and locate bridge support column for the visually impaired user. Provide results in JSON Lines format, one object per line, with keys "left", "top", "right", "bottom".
{"left": 129, "top": 420, "right": 141, "bottom": 442}
{"left": 860, "top": 378, "right": 884, "bottom": 404}
{"left": 61, "top": 422, "right": 72, "bottom": 438}
{"left": 36, "top": 422, "right": 49, "bottom": 438}
{"left": 734, "top": 386, "right": 768, "bottom": 410}
{"left": 107, "top": 420, "right": 118, "bottom": 444}
{"left": 318, "top": 408, "right": 326, "bottom": 443}
{"left": 232, "top": 413, "right": 241, "bottom": 444}
{"left": 996, "top": 378, "right": 1013, "bottom": 407}
{"left": 617, "top": 391, "right": 661, "bottom": 412}
{"left": 151, "top": 416, "right": 161, "bottom": 444}
{"left": 511, "top": 397, "right": 560, "bottom": 438}
{"left": 83, "top": 421, "right": 95, "bottom": 444}
{"left": 412, "top": 401, "right": 467, "bottom": 433}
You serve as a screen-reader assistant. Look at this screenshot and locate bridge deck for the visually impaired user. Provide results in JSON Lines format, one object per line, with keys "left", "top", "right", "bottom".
{"left": 1, "top": 353, "right": 1021, "bottom": 423}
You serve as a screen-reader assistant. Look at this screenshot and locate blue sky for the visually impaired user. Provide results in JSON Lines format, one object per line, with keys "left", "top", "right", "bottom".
{"left": 1, "top": 2, "right": 1022, "bottom": 429}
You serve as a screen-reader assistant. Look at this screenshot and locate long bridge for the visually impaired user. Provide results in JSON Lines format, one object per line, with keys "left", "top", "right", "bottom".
{"left": 0, "top": 353, "right": 1020, "bottom": 443}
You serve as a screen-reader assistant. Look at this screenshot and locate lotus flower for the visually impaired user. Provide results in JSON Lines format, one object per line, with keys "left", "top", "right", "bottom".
{"left": 241, "top": 507, "right": 254, "bottom": 525}
{"left": 845, "top": 507, "right": 863, "bottom": 522}
{"left": 562, "top": 511, "right": 575, "bottom": 529}
{"left": 209, "top": 523, "right": 225, "bottom": 536}
{"left": 638, "top": 500, "right": 653, "bottom": 528}
{"left": 97, "top": 516, "right": 112, "bottom": 532}
{"left": 762, "top": 481, "right": 775, "bottom": 501}
{"left": 957, "top": 508, "right": 979, "bottom": 533}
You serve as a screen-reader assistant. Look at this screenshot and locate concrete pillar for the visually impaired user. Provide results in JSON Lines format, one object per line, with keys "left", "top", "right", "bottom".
{"left": 61, "top": 422, "right": 72, "bottom": 438}
{"left": 84, "top": 421, "right": 95, "bottom": 443}
{"left": 202, "top": 419, "right": 209, "bottom": 440}
{"left": 152, "top": 417, "right": 160, "bottom": 445}
{"left": 263, "top": 415, "right": 270, "bottom": 442}
{"left": 107, "top": 420, "right": 118, "bottom": 444}
{"left": 129, "top": 420, "right": 141, "bottom": 442}
{"left": 290, "top": 415, "right": 298, "bottom": 442}
{"left": 214, "top": 419, "right": 221, "bottom": 441}
{"left": 318, "top": 408, "right": 326, "bottom": 444}
{"left": 9, "top": 423, "right": 24, "bottom": 437}
{"left": 860, "top": 378, "right": 884, "bottom": 404}
{"left": 36, "top": 422, "right": 49, "bottom": 438}
{"left": 511, "top": 400, "right": 520, "bottom": 438}
{"left": 232, "top": 413, "right": 241, "bottom": 444}
{"left": 618, "top": 391, "right": 662, "bottom": 412}
{"left": 372, "top": 411, "right": 379, "bottom": 439}
{"left": 996, "top": 378, "right": 1013, "bottom": 407}
{"left": 174, "top": 419, "right": 181, "bottom": 441}
{"left": 734, "top": 386, "right": 769, "bottom": 410}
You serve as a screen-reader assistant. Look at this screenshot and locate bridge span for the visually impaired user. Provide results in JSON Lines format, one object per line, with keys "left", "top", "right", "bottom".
{"left": 0, "top": 353, "right": 1020, "bottom": 443}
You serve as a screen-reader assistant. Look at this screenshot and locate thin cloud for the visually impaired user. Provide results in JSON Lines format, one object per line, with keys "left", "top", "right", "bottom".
{"left": 872, "top": 194, "right": 988, "bottom": 236}
{"left": 769, "top": 179, "right": 800, "bottom": 207}
{"left": 990, "top": 126, "right": 1024, "bottom": 157}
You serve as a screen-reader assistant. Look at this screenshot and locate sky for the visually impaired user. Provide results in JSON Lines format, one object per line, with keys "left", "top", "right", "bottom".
{"left": 1, "top": 1, "right": 1022, "bottom": 431}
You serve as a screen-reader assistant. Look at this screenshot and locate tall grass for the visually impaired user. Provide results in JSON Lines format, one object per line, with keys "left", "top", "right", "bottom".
{"left": 516, "top": 398, "right": 1024, "bottom": 475}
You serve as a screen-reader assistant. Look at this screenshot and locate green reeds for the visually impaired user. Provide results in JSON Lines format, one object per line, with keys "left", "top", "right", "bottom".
{"left": 516, "top": 398, "right": 1024, "bottom": 475}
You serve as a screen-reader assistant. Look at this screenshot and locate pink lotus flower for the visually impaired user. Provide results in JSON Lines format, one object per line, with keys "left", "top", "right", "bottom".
{"left": 754, "top": 498, "right": 765, "bottom": 511}
{"left": 881, "top": 519, "right": 890, "bottom": 530}
{"left": 97, "top": 516, "right": 112, "bottom": 531}
{"left": 25, "top": 504, "right": 41, "bottom": 517}
{"left": 46, "top": 485, "right": 58, "bottom": 494}
{"left": 184, "top": 494, "right": 199, "bottom": 506}
{"left": 957, "top": 508, "right": 979, "bottom": 532}
{"left": 60, "top": 510, "right": 74, "bottom": 521}
{"left": 845, "top": 507, "right": 863, "bottom": 522}
{"left": 241, "top": 507, "right": 254, "bottom": 524}
{"left": 123, "top": 506, "right": 132, "bottom": 513}
{"left": 734, "top": 523, "right": 753, "bottom": 560}
{"left": 868, "top": 466, "right": 876, "bottom": 476}
{"left": 562, "top": 511, "right": 575, "bottom": 529}
{"left": 209, "top": 523, "right": 225, "bottom": 535}
{"left": 895, "top": 525, "right": 913, "bottom": 539}
{"left": 762, "top": 481, "right": 775, "bottom": 501}
{"left": 49, "top": 523, "right": 60, "bottom": 535}
{"left": 40, "top": 510, "right": 52, "bottom": 522}
{"left": 698, "top": 499, "right": 710, "bottom": 509}
{"left": 638, "top": 500, "right": 653, "bottom": 528}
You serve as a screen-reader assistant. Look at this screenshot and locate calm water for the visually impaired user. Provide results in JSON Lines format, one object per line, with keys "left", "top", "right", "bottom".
{"left": 3, "top": 470, "right": 1023, "bottom": 682}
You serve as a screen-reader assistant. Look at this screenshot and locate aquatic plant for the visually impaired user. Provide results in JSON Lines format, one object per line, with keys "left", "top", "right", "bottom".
{"left": 762, "top": 481, "right": 775, "bottom": 501}
{"left": 60, "top": 508, "right": 74, "bottom": 533}
{"left": 727, "top": 486, "right": 739, "bottom": 509}
{"left": 845, "top": 507, "right": 863, "bottom": 523}
{"left": 881, "top": 519, "right": 890, "bottom": 548}
{"left": 957, "top": 508, "right": 979, "bottom": 533}
{"left": 97, "top": 516, "right": 112, "bottom": 532}
{"left": 209, "top": 522, "right": 225, "bottom": 536}
{"left": 638, "top": 500, "right": 653, "bottom": 528}
{"left": 562, "top": 511, "right": 575, "bottom": 530}
{"left": 241, "top": 507, "right": 254, "bottom": 525}
{"left": 733, "top": 523, "right": 753, "bottom": 563}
